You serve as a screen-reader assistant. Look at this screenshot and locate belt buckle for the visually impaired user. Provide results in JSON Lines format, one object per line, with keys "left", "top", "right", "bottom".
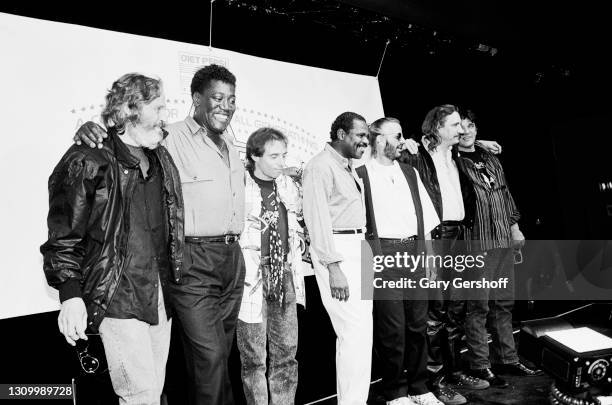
{"left": 224, "top": 235, "right": 237, "bottom": 244}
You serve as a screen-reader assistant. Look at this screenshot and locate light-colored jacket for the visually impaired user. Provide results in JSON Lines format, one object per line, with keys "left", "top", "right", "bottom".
{"left": 238, "top": 173, "right": 306, "bottom": 323}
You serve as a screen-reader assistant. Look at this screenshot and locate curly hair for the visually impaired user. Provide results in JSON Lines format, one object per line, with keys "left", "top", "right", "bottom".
{"left": 101, "top": 73, "right": 162, "bottom": 133}
{"left": 330, "top": 111, "right": 366, "bottom": 141}
{"left": 368, "top": 117, "right": 400, "bottom": 157}
{"left": 421, "top": 104, "right": 458, "bottom": 151}
{"left": 190, "top": 64, "right": 236, "bottom": 96}
{"left": 245, "top": 127, "right": 288, "bottom": 173}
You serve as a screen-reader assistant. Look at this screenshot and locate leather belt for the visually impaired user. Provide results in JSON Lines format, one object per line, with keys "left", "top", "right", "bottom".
{"left": 333, "top": 228, "right": 364, "bottom": 234}
{"left": 185, "top": 235, "right": 240, "bottom": 244}
{"left": 440, "top": 220, "right": 463, "bottom": 227}
{"left": 379, "top": 236, "right": 417, "bottom": 244}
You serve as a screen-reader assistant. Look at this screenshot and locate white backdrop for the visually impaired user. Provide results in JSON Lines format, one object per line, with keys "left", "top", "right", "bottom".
{"left": 0, "top": 13, "right": 384, "bottom": 320}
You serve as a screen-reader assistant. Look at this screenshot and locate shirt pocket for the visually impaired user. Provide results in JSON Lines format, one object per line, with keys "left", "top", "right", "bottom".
{"left": 180, "top": 170, "right": 214, "bottom": 184}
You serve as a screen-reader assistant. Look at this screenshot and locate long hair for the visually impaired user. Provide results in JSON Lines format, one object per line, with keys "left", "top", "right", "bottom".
{"left": 245, "top": 127, "right": 288, "bottom": 173}
{"left": 421, "top": 104, "right": 458, "bottom": 151}
{"left": 101, "top": 73, "right": 162, "bottom": 133}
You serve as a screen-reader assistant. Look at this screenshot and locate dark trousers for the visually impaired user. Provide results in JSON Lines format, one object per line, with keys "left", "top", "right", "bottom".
{"left": 428, "top": 223, "right": 465, "bottom": 379}
{"left": 169, "top": 240, "right": 246, "bottom": 405}
{"left": 374, "top": 239, "right": 429, "bottom": 400}
{"left": 464, "top": 248, "right": 518, "bottom": 369}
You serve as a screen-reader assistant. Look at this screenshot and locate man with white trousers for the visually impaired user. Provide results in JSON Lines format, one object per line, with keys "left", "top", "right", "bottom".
{"left": 303, "top": 111, "right": 372, "bottom": 405}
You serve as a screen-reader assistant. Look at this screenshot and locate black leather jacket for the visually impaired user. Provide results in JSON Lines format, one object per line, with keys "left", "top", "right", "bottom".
{"left": 399, "top": 144, "right": 475, "bottom": 228}
{"left": 40, "top": 130, "right": 184, "bottom": 331}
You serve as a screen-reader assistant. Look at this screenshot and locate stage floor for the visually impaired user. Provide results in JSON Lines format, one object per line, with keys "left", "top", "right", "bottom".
{"left": 365, "top": 374, "right": 553, "bottom": 405}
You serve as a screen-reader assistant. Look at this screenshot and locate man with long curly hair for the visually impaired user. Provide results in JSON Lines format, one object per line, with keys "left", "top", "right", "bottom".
{"left": 42, "top": 73, "right": 184, "bottom": 405}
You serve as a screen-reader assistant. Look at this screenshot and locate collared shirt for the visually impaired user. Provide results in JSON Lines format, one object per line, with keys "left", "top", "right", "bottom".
{"left": 457, "top": 146, "right": 520, "bottom": 250}
{"left": 303, "top": 143, "right": 366, "bottom": 265}
{"left": 105, "top": 145, "right": 171, "bottom": 324}
{"left": 366, "top": 159, "right": 440, "bottom": 238}
{"left": 163, "top": 116, "right": 245, "bottom": 236}
{"left": 427, "top": 146, "right": 465, "bottom": 221}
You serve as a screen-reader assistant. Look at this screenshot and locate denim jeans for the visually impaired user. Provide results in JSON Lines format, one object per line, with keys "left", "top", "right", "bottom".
{"left": 99, "top": 284, "right": 171, "bottom": 405}
{"left": 237, "top": 271, "right": 298, "bottom": 405}
{"left": 464, "top": 248, "right": 519, "bottom": 369}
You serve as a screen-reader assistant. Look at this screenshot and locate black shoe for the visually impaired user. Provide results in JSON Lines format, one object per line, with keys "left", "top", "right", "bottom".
{"left": 469, "top": 368, "right": 509, "bottom": 388}
{"left": 493, "top": 362, "right": 544, "bottom": 376}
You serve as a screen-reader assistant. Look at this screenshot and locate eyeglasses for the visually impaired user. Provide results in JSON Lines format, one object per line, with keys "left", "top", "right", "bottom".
{"left": 75, "top": 334, "right": 102, "bottom": 374}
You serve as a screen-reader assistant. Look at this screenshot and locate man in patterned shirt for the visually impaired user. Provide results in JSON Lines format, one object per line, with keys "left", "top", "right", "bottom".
{"left": 236, "top": 127, "right": 305, "bottom": 405}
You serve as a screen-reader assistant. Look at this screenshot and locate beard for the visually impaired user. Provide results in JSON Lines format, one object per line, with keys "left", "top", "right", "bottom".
{"left": 383, "top": 140, "right": 400, "bottom": 161}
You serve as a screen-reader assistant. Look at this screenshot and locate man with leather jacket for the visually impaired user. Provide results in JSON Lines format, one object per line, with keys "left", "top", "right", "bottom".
{"left": 399, "top": 104, "right": 487, "bottom": 404}
{"left": 41, "top": 73, "right": 184, "bottom": 405}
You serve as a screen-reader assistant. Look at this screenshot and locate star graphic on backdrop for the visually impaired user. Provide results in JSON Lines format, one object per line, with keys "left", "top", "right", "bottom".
{"left": 71, "top": 109, "right": 76, "bottom": 114}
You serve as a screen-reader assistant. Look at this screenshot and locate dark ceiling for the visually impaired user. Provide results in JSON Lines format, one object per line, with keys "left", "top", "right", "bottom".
{"left": 2, "top": 1, "right": 605, "bottom": 66}
{"left": 342, "top": 0, "right": 604, "bottom": 49}
{"left": 222, "top": 0, "right": 607, "bottom": 68}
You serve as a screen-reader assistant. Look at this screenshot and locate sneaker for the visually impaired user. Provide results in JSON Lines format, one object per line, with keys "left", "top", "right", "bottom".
{"left": 387, "top": 397, "right": 417, "bottom": 405}
{"left": 408, "top": 392, "right": 445, "bottom": 405}
{"left": 469, "top": 368, "right": 509, "bottom": 388}
{"left": 447, "top": 372, "right": 490, "bottom": 390}
{"left": 435, "top": 385, "right": 467, "bottom": 405}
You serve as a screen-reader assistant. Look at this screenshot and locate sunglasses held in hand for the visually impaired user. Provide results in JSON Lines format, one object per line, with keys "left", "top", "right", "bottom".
{"left": 75, "top": 334, "right": 107, "bottom": 375}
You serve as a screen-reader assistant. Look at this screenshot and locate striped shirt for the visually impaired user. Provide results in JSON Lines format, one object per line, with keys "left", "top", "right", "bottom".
{"left": 457, "top": 146, "right": 519, "bottom": 251}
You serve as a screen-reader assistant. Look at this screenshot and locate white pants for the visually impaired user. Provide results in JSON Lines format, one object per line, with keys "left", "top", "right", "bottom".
{"left": 311, "top": 233, "right": 373, "bottom": 405}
